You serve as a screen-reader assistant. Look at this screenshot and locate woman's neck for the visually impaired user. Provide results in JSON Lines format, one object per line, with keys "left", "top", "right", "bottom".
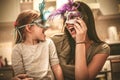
{"left": 85, "top": 37, "right": 93, "bottom": 50}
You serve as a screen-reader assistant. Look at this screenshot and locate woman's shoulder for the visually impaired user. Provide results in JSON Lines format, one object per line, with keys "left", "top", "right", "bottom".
{"left": 93, "top": 42, "right": 110, "bottom": 54}
{"left": 87, "top": 42, "right": 110, "bottom": 63}
{"left": 95, "top": 42, "right": 110, "bottom": 49}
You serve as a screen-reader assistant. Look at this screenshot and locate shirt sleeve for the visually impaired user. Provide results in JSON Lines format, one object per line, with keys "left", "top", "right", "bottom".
{"left": 11, "top": 44, "right": 25, "bottom": 75}
{"left": 95, "top": 43, "right": 110, "bottom": 55}
{"left": 49, "top": 39, "right": 59, "bottom": 66}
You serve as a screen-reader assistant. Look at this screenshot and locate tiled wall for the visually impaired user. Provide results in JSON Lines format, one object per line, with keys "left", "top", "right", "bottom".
{"left": 0, "top": 22, "right": 14, "bottom": 43}
{"left": 95, "top": 15, "right": 120, "bottom": 41}
{"left": 0, "top": 22, "right": 14, "bottom": 64}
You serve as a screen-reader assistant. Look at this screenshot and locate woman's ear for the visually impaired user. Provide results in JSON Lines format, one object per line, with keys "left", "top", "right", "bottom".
{"left": 25, "top": 24, "right": 32, "bottom": 32}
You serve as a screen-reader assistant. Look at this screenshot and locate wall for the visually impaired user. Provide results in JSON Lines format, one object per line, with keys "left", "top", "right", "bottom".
{"left": 0, "top": 0, "right": 20, "bottom": 65}
{"left": 97, "top": 0, "right": 119, "bottom": 15}
{"left": 76, "top": 0, "right": 97, "bottom": 3}
{"left": 95, "top": 14, "right": 120, "bottom": 42}
{"left": 0, "top": 0, "right": 20, "bottom": 22}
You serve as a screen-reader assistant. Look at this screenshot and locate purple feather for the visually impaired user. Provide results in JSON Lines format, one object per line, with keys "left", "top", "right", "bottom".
{"left": 49, "top": 0, "right": 74, "bottom": 19}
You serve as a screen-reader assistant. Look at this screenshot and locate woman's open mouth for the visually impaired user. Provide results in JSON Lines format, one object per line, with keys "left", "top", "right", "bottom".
{"left": 70, "top": 27, "right": 75, "bottom": 32}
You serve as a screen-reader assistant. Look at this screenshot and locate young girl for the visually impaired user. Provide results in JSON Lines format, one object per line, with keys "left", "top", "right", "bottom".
{"left": 12, "top": 10, "right": 64, "bottom": 80}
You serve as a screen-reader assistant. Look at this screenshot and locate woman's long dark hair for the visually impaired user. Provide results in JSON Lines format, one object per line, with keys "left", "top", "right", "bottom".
{"left": 65, "top": 1, "right": 103, "bottom": 64}
{"left": 48, "top": 1, "right": 103, "bottom": 64}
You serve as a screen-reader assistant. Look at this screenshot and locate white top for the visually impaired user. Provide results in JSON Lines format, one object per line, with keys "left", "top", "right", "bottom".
{"left": 12, "top": 38, "right": 59, "bottom": 80}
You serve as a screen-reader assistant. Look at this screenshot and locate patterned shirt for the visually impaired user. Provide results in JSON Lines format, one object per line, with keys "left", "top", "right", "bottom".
{"left": 12, "top": 38, "right": 59, "bottom": 80}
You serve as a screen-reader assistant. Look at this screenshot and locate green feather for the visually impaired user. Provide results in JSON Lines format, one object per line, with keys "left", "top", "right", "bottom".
{"left": 39, "top": 0, "right": 45, "bottom": 21}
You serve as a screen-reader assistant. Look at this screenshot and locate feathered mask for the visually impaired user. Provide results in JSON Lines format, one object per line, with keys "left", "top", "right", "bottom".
{"left": 39, "top": 0, "right": 45, "bottom": 21}
{"left": 39, "top": 0, "right": 50, "bottom": 28}
{"left": 49, "top": 0, "right": 81, "bottom": 21}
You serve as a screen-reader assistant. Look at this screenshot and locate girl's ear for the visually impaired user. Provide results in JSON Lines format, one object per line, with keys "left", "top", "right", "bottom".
{"left": 25, "top": 24, "right": 32, "bottom": 32}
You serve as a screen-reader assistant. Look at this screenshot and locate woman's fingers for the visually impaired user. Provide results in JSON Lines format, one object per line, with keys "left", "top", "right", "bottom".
{"left": 74, "top": 20, "right": 81, "bottom": 31}
{"left": 76, "top": 18, "right": 87, "bottom": 31}
{"left": 74, "top": 18, "right": 87, "bottom": 34}
{"left": 73, "top": 18, "right": 87, "bottom": 42}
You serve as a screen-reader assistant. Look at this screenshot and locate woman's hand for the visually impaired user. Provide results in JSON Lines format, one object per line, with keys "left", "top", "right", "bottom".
{"left": 74, "top": 18, "right": 87, "bottom": 42}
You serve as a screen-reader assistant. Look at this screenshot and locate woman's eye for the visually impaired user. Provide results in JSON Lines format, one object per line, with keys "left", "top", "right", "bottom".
{"left": 70, "top": 16, "right": 75, "bottom": 19}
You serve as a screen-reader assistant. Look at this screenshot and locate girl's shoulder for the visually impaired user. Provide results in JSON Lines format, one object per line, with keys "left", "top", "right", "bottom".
{"left": 50, "top": 33, "right": 66, "bottom": 43}
{"left": 13, "top": 43, "right": 22, "bottom": 50}
{"left": 45, "top": 37, "right": 54, "bottom": 43}
{"left": 12, "top": 43, "right": 23, "bottom": 54}
{"left": 43, "top": 37, "right": 57, "bottom": 46}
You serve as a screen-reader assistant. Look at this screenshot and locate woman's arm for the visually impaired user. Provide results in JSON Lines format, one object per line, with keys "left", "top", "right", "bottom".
{"left": 75, "top": 44, "right": 109, "bottom": 80}
{"left": 74, "top": 18, "right": 88, "bottom": 80}
{"left": 74, "top": 18, "right": 109, "bottom": 80}
{"left": 75, "top": 43, "right": 89, "bottom": 80}
{"left": 87, "top": 53, "right": 109, "bottom": 80}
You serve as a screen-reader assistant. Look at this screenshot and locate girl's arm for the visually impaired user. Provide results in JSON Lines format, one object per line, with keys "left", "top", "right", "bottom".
{"left": 49, "top": 39, "right": 64, "bottom": 80}
{"left": 12, "top": 46, "right": 25, "bottom": 75}
{"left": 52, "top": 64, "right": 64, "bottom": 80}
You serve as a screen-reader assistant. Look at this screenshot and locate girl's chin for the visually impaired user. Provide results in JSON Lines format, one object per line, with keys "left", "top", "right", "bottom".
{"left": 39, "top": 37, "right": 46, "bottom": 41}
{"left": 40, "top": 39, "right": 45, "bottom": 42}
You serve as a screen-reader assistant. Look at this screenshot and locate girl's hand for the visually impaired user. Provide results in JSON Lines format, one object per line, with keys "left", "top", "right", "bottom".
{"left": 74, "top": 18, "right": 87, "bottom": 42}
{"left": 16, "top": 74, "right": 28, "bottom": 79}
{"left": 12, "top": 74, "right": 33, "bottom": 80}
{"left": 22, "top": 78, "right": 33, "bottom": 80}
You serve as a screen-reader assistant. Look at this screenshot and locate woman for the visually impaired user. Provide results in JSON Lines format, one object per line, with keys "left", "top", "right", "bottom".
{"left": 49, "top": 1, "right": 110, "bottom": 80}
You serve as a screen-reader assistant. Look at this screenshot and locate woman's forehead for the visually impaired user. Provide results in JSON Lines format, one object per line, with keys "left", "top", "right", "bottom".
{"left": 65, "top": 10, "right": 81, "bottom": 18}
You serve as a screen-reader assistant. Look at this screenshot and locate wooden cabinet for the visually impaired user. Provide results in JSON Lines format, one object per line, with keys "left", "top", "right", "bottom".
{"left": 95, "top": 59, "right": 112, "bottom": 80}
{"left": 111, "top": 59, "right": 120, "bottom": 80}
{"left": 0, "top": 66, "right": 14, "bottom": 80}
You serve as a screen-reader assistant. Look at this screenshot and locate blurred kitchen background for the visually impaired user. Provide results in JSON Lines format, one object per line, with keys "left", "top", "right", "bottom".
{"left": 0, "top": 0, "right": 120, "bottom": 80}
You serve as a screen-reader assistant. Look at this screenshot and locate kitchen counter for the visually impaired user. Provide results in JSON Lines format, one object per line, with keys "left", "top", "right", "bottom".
{"left": 97, "top": 55, "right": 120, "bottom": 80}
{"left": 0, "top": 66, "right": 14, "bottom": 80}
{"left": 107, "top": 55, "right": 120, "bottom": 80}
{"left": 108, "top": 55, "right": 120, "bottom": 60}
